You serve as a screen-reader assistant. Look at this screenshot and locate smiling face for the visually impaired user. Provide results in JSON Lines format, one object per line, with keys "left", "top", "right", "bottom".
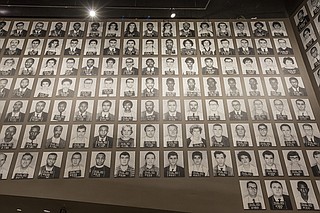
{"left": 95, "top": 153, "right": 105, "bottom": 166}
{"left": 21, "top": 154, "right": 32, "bottom": 168}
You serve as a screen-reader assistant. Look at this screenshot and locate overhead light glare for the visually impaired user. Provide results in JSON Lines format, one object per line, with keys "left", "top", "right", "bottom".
{"left": 89, "top": 10, "right": 96, "bottom": 17}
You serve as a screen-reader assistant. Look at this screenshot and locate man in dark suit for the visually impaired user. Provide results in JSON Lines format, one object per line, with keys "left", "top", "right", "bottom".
{"left": 103, "top": 39, "right": 120, "bottom": 55}
{"left": 5, "top": 101, "right": 25, "bottom": 122}
{"left": 4, "top": 39, "right": 22, "bottom": 55}
{"left": 28, "top": 101, "right": 49, "bottom": 122}
{"left": 56, "top": 78, "right": 74, "bottom": 97}
{"left": 121, "top": 58, "right": 138, "bottom": 75}
{"left": 38, "top": 153, "right": 61, "bottom": 179}
{"left": 0, "top": 78, "right": 10, "bottom": 98}
{"left": 268, "top": 181, "right": 293, "bottom": 210}
{"left": 80, "top": 58, "right": 99, "bottom": 76}
{"left": 30, "top": 22, "right": 47, "bottom": 37}
{"left": 311, "top": 151, "right": 320, "bottom": 176}
{"left": 89, "top": 152, "right": 111, "bottom": 178}
{"left": 229, "top": 100, "right": 248, "bottom": 120}
{"left": 68, "top": 22, "right": 84, "bottom": 37}
{"left": 142, "top": 77, "right": 159, "bottom": 97}
{"left": 212, "top": 151, "right": 233, "bottom": 176}
{"left": 218, "top": 39, "right": 235, "bottom": 55}
{"left": 0, "top": 21, "right": 8, "bottom": 37}
{"left": 12, "top": 78, "right": 32, "bottom": 98}
{"left": 11, "top": 22, "right": 28, "bottom": 37}
{"left": 141, "top": 100, "right": 159, "bottom": 121}
{"left": 92, "top": 125, "right": 113, "bottom": 148}
{"left": 49, "top": 22, "right": 65, "bottom": 37}
{"left": 179, "top": 22, "right": 195, "bottom": 37}
{"left": 141, "top": 58, "right": 159, "bottom": 75}
{"left": 64, "top": 38, "right": 81, "bottom": 55}
{"left": 237, "top": 39, "right": 254, "bottom": 55}
{"left": 302, "top": 124, "right": 320, "bottom": 147}
{"left": 164, "top": 151, "right": 185, "bottom": 177}
{"left": 96, "top": 100, "right": 115, "bottom": 121}
{"left": 45, "top": 125, "right": 66, "bottom": 149}
{"left": 288, "top": 77, "right": 307, "bottom": 96}
{"left": 257, "top": 38, "right": 274, "bottom": 55}
{"left": 277, "top": 39, "right": 293, "bottom": 55}
{"left": 163, "top": 99, "right": 182, "bottom": 121}
{"left": 63, "top": 58, "right": 78, "bottom": 75}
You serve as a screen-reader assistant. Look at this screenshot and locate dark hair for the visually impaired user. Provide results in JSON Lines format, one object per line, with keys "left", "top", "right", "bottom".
{"left": 237, "top": 151, "right": 251, "bottom": 161}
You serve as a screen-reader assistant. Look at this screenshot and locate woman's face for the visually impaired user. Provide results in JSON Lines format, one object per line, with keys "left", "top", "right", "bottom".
{"left": 5, "top": 60, "right": 14, "bottom": 66}
{"left": 42, "top": 82, "right": 50, "bottom": 88}
{"left": 145, "top": 154, "right": 155, "bottom": 166}
{"left": 47, "top": 60, "right": 55, "bottom": 68}
{"left": 110, "top": 23, "right": 116, "bottom": 29}
{"left": 122, "top": 126, "right": 132, "bottom": 137}
{"left": 129, "top": 23, "right": 135, "bottom": 30}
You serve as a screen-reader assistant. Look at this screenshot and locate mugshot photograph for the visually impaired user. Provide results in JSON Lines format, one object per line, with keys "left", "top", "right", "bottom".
{"left": 251, "top": 21, "right": 269, "bottom": 37}
{"left": 275, "top": 38, "right": 294, "bottom": 55}
{"left": 221, "top": 57, "right": 239, "bottom": 75}
{"left": 141, "top": 77, "right": 159, "bottom": 97}
{"left": 265, "top": 180, "right": 293, "bottom": 210}
{"left": 19, "top": 57, "right": 39, "bottom": 76}
{"left": 44, "top": 39, "right": 63, "bottom": 55}
{"left": 84, "top": 39, "right": 101, "bottom": 56}
{"left": 161, "top": 21, "right": 177, "bottom": 37}
{"left": 11, "top": 21, "right": 29, "bottom": 37}
{"left": 205, "top": 99, "right": 225, "bottom": 121}
{"left": 0, "top": 152, "right": 13, "bottom": 180}
{"left": 0, "top": 21, "right": 10, "bottom": 37}
{"left": 105, "top": 22, "right": 121, "bottom": 37}
{"left": 92, "top": 124, "right": 114, "bottom": 148}
{"left": 0, "top": 78, "right": 12, "bottom": 98}
{"left": 56, "top": 78, "right": 76, "bottom": 98}
{"left": 224, "top": 77, "right": 243, "bottom": 96}
{"left": 188, "top": 151, "right": 209, "bottom": 177}
{"left": 217, "top": 38, "right": 235, "bottom": 55}
{"left": 103, "top": 38, "right": 121, "bottom": 56}
{"left": 162, "top": 77, "right": 181, "bottom": 97}
{"left": 203, "top": 77, "right": 221, "bottom": 97}
{"left": 163, "top": 99, "right": 182, "bottom": 121}
{"left": 20, "top": 126, "right": 40, "bottom": 149}
{"left": 24, "top": 38, "right": 44, "bottom": 55}
{"left": 185, "top": 124, "right": 207, "bottom": 148}
{"left": 80, "top": 58, "right": 99, "bottom": 76}
{"left": 309, "top": 43, "right": 320, "bottom": 69}
{"left": 306, "top": 150, "right": 320, "bottom": 176}
{"left": 123, "top": 39, "right": 139, "bottom": 55}
{"left": 69, "top": 124, "right": 91, "bottom": 149}
{"left": 244, "top": 77, "right": 264, "bottom": 97}
{"left": 87, "top": 22, "right": 103, "bottom": 37}
{"left": 240, "top": 57, "right": 258, "bottom": 75}
{"left": 12, "top": 77, "right": 34, "bottom": 98}
{"left": 249, "top": 99, "right": 270, "bottom": 121}
{"left": 40, "top": 57, "right": 59, "bottom": 76}
{"left": 233, "top": 21, "right": 250, "bottom": 37}
{"left": 258, "top": 150, "right": 284, "bottom": 176}
{"left": 139, "top": 151, "right": 160, "bottom": 178}
{"left": 45, "top": 124, "right": 68, "bottom": 149}
{"left": 184, "top": 99, "right": 204, "bottom": 121}
{"left": 101, "top": 57, "right": 119, "bottom": 75}
{"left": 179, "top": 21, "right": 195, "bottom": 37}
{"left": 180, "top": 39, "right": 197, "bottom": 56}
{"left": 29, "top": 21, "right": 48, "bottom": 37}
{"left": 60, "top": 57, "right": 79, "bottom": 75}
{"left": 215, "top": 22, "right": 231, "bottom": 37}
{"left": 280, "top": 56, "right": 300, "bottom": 75}
{"left": 114, "top": 151, "right": 135, "bottom": 178}
{"left": 121, "top": 57, "right": 139, "bottom": 75}
{"left": 117, "top": 124, "right": 136, "bottom": 148}
{"left": 270, "top": 99, "right": 292, "bottom": 121}
{"left": 68, "top": 22, "right": 85, "bottom": 37}
{"left": 259, "top": 57, "right": 279, "bottom": 74}
{"left": 140, "top": 124, "right": 159, "bottom": 148}
{"left": 89, "top": 151, "right": 111, "bottom": 178}
{"left": 77, "top": 78, "right": 97, "bottom": 97}
{"left": 4, "top": 39, "right": 24, "bottom": 55}
{"left": 300, "top": 25, "right": 316, "bottom": 50}
{"left": 291, "top": 98, "right": 315, "bottom": 120}
{"left": 255, "top": 38, "right": 274, "bottom": 55}
{"left": 27, "top": 100, "right": 50, "bottom": 123}
{"left": 119, "top": 100, "right": 137, "bottom": 122}
{"left": 183, "top": 77, "right": 201, "bottom": 96}
{"left": 141, "top": 57, "right": 159, "bottom": 75}
{"left": 197, "top": 22, "right": 214, "bottom": 37}
{"left": 208, "top": 124, "right": 229, "bottom": 147}
{"left": 264, "top": 77, "right": 285, "bottom": 97}
{"left": 34, "top": 78, "right": 55, "bottom": 98}
{"left": 49, "top": 21, "right": 66, "bottom": 37}
{"left": 123, "top": 22, "right": 140, "bottom": 37}
{"left": 236, "top": 38, "right": 254, "bottom": 55}
{"left": 64, "top": 38, "right": 82, "bottom": 56}
{"left": 38, "top": 152, "right": 63, "bottom": 179}
{"left": 140, "top": 100, "right": 160, "bottom": 122}
{"left": 162, "top": 57, "right": 178, "bottom": 75}
{"left": 284, "top": 77, "right": 307, "bottom": 96}
{"left": 163, "top": 124, "right": 183, "bottom": 148}
{"left": 211, "top": 150, "right": 233, "bottom": 176}
{"left": 99, "top": 77, "right": 117, "bottom": 97}
{"left": 199, "top": 39, "right": 215, "bottom": 55}
{"left": 161, "top": 38, "right": 178, "bottom": 55}
{"left": 283, "top": 150, "right": 309, "bottom": 177}
{"left": 227, "top": 99, "right": 248, "bottom": 121}
{"left": 308, "top": 0, "right": 320, "bottom": 16}
{"left": 231, "top": 124, "right": 253, "bottom": 147}
{"left": 164, "top": 151, "right": 185, "bottom": 177}
{"left": 0, "top": 58, "right": 18, "bottom": 76}
{"left": 63, "top": 151, "right": 87, "bottom": 178}
{"left": 253, "top": 123, "right": 277, "bottom": 147}
{"left": 295, "top": 7, "right": 310, "bottom": 32}
{"left": 239, "top": 180, "right": 266, "bottom": 210}
{"left": 4, "top": 100, "right": 28, "bottom": 123}
{"left": 298, "top": 123, "right": 320, "bottom": 147}
{"left": 269, "top": 21, "right": 288, "bottom": 36}
{"left": 181, "top": 58, "right": 199, "bottom": 75}
{"left": 12, "top": 152, "right": 38, "bottom": 180}
{"left": 0, "top": 125, "right": 22, "bottom": 150}
{"left": 236, "top": 150, "right": 259, "bottom": 176}
{"left": 96, "top": 99, "right": 116, "bottom": 123}
{"left": 276, "top": 123, "right": 299, "bottom": 147}
{"left": 73, "top": 100, "right": 94, "bottom": 122}
{"left": 201, "top": 57, "right": 219, "bottom": 75}
{"left": 120, "top": 77, "right": 138, "bottom": 97}
{"left": 142, "top": 39, "right": 158, "bottom": 55}
{"left": 290, "top": 180, "right": 320, "bottom": 210}
{"left": 142, "top": 22, "right": 158, "bottom": 37}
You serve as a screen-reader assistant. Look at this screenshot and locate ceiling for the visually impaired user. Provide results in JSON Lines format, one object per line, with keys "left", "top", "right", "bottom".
{"left": 0, "top": 0, "right": 304, "bottom": 19}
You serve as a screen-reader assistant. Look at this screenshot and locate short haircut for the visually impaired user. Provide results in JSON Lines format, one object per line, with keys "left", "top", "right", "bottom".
{"left": 270, "top": 180, "right": 282, "bottom": 188}
{"left": 120, "top": 151, "right": 130, "bottom": 158}
{"left": 246, "top": 181, "right": 257, "bottom": 188}
{"left": 167, "top": 151, "right": 178, "bottom": 159}
{"left": 144, "top": 124, "right": 155, "bottom": 132}
{"left": 183, "top": 39, "right": 193, "bottom": 46}
{"left": 192, "top": 151, "right": 203, "bottom": 159}
{"left": 61, "top": 78, "right": 72, "bottom": 84}
{"left": 22, "top": 152, "right": 33, "bottom": 160}
{"left": 213, "top": 150, "right": 226, "bottom": 158}
{"left": 77, "top": 124, "right": 86, "bottom": 132}
{"left": 262, "top": 150, "right": 274, "bottom": 158}
{"left": 145, "top": 151, "right": 155, "bottom": 159}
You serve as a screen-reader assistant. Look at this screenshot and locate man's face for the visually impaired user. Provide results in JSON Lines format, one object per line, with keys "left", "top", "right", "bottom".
{"left": 96, "top": 154, "right": 105, "bottom": 166}
{"left": 192, "top": 155, "right": 202, "bottom": 165}
{"left": 274, "top": 100, "right": 284, "bottom": 111}
{"left": 240, "top": 155, "right": 250, "bottom": 165}
{"left": 102, "top": 102, "right": 111, "bottom": 112}
{"left": 281, "top": 126, "right": 291, "bottom": 137}
{"left": 146, "top": 79, "right": 155, "bottom": 89}
{"left": 296, "top": 100, "right": 306, "bottom": 111}
{"left": 46, "top": 154, "right": 57, "bottom": 167}
{"left": 16, "top": 23, "right": 24, "bottom": 30}
{"left": 247, "top": 183, "right": 258, "bottom": 197}
{"left": 86, "top": 59, "right": 94, "bottom": 67}
{"left": 76, "top": 128, "right": 86, "bottom": 138}
{"left": 166, "top": 80, "right": 175, "bottom": 90}
{"left": 237, "top": 23, "right": 245, "bottom": 31}
{"left": 168, "top": 126, "right": 178, "bottom": 137}
{"left": 91, "top": 24, "right": 99, "bottom": 30}
{"left": 99, "top": 126, "right": 108, "bottom": 137}
{"left": 147, "top": 23, "right": 154, "bottom": 31}
{"left": 10, "top": 40, "right": 19, "bottom": 48}
{"left": 259, "top": 40, "right": 267, "bottom": 48}
{"left": 166, "top": 59, "right": 174, "bottom": 67}
{"left": 241, "top": 40, "right": 248, "bottom": 48}
{"left": 83, "top": 80, "right": 93, "bottom": 89}
{"left": 145, "top": 127, "right": 155, "bottom": 138}
{"left": 70, "top": 40, "right": 78, "bottom": 48}
{"left": 314, "top": 154, "right": 320, "bottom": 165}
{"left": 209, "top": 102, "right": 218, "bottom": 111}
{"left": 221, "top": 40, "right": 229, "bottom": 48}
{"left": 21, "top": 155, "right": 32, "bottom": 168}
{"left": 303, "top": 126, "right": 313, "bottom": 137}
{"left": 184, "top": 41, "right": 192, "bottom": 49}
{"left": 127, "top": 41, "right": 135, "bottom": 48}
{"left": 253, "top": 100, "right": 263, "bottom": 110}
{"left": 120, "top": 155, "right": 129, "bottom": 166}
{"left": 13, "top": 101, "right": 23, "bottom": 112}
{"left": 145, "top": 41, "right": 154, "bottom": 48}
{"left": 0, "top": 80, "right": 7, "bottom": 89}
{"left": 205, "top": 59, "right": 213, "bottom": 67}
{"left": 213, "top": 126, "right": 222, "bottom": 137}
{"left": 123, "top": 103, "right": 132, "bottom": 111}
{"left": 168, "top": 101, "right": 177, "bottom": 112}
{"left": 207, "top": 79, "right": 216, "bottom": 88}
{"left": 31, "top": 40, "right": 40, "bottom": 48}
{"left": 109, "top": 40, "right": 117, "bottom": 48}
{"left": 4, "top": 127, "right": 16, "bottom": 139}
{"left": 168, "top": 155, "right": 178, "bottom": 166}
{"left": 311, "top": 48, "right": 318, "bottom": 58}
{"left": 228, "top": 80, "right": 236, "bottom": 88}
{"left": 55, "top": 23, "right": 63, "bottom": 30}
{"left": 269, "top": 79, "right": 278, "bottom": 90}
{"left": 289, "top": 79, "right": 298, "bottom": 88}
{"left": 145, "top": 101, "right": 154, "bottom": 112}
{"left": 289, "top": 155, "right": 300, "bottom": 163}
{"left": 0, "top": 154, "right": 6, "bottom": 167}
{"left": 264, "top": 155, "right": 274, "bottom": 167}
{"left": 189, "top": 101, "right": 198, "bottom": 112}
{"left": 187, "top": 80, "right": 195, "bottom": 89}
{"left": 271, "top": 183, "right": 283, "bottom": 196}
{"left": 62, "top": 81, "right": 71, "bottom": 90}
{"left": 89, "top": 41, "right": 97, "bottom": 47}
{"left": 258, "top": 126, "right": 268, "bottom": 137}
{"left": 25, "top": 59, "right": 34, "bottom": 68}
{"left": 5, "top": 59, "right": 14, "bottom": 67}
{"left": 29, "top": 127, "right": 40, "bottom": 140}
{"left": 122, "top": 126, "right": 132, "bottom": 137}
{"left": 78, "top": 103, "right": 88, "bottom": 113}
{"left": 215, "top": 154, "right": 225, "bottom": 166}
{"left": 35, "top": 102, "right": 45, "bottom": 113}
{"left": 53, "top": 126, "right": 63, "bottom": 138}
{"left": 71, "top": 154, "right": 81, "bottom": 166}
{"left": 166, "top": 40, "right": 173, "bottom": 49}
{"left": 278, "top": 40, "right": 287, "bottom": 48}
{"left": 35, "top": 23, "right": 44, "bottom": 30}
{"left": 146, "top": 59, "right": 154, "bottom": 68}
{"left": 66, "top": 59, "right": 75, "bottom": 68}
{"left": 249, "top": 79, "right": 258, "bottom": 90}
{"left": 236, "top": 126, "right": 246, "bottom": 137}
{"left": 232, "top": 101, "right": 241, "bottom": 111}
{"left": 298, "top": 184, "right": 309, "bottom": 197}
{"left": 126, "top": 59, "right": 134, "bottom": 68}
{"left": 192, "top": 128, "right": 201, "bottom": 137}
{"left": 73, "top": 23, "right": 81, "bottom": 30}
{"left": 126, "top": 79, "right": 134, "bottom": 88}
{"left": 183, "top": 22, "right": 190, "bottom": 30}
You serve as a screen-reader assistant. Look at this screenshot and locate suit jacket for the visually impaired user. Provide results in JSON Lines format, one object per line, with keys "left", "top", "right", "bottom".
{"left": 142, "top": 88, "right": 159, "bottom": 97}
{"left": 121, "top": 67, "right": 139, "bottom": 75}
{"left": 257, "top": 48, "right": 274, "bottom": 55}
{"left": 49, "top": 29, "right": 66, "bottom": 37}
{"left": 229, "top": 111, "right": 248, "bottom": 120}
{"left": 30, "top": 30, "right": 47, "bottom": 37}
{"left": 92, "top": 136, "right": 113, "bottom": 148}
{"left": 28, "top": 112, "right": 49, "bottom": 122}
{"left": 219, "top": 48, "right": 235, "bottom": 55}
{"left": 68, "top": 30, "right": 84, "bottom": 37}
{"left": 212, "top": 165, "right": 233, "bottom": 176}
{"left": 164, "top": 165, "right": 185, "bottom": 177}
{"left": 163, "top": 112, "right": 182, "bottom": 121}
{"left": 268, "top": 195, "right": 293, "bottom": 210}
{"left": 0, "top": 88, "right": 10, "bottom": 98}
{"left": 56, "top": 89, "right": 74, "bottom": 97}
{"left": 237, "top": 47, "right": 254, "bottom": 55}
{"left": 11, "top": 29, "right": 28, "bottom": 37}
{"left": 288, "top": 87, "right": 307, "bottom": 96}
{"left": 4, "top": 48, "right": 22, "bottom": 55}
{"left": 45, "top": 137, "right": 66, "bottom": 149}
{"left": 38, "top": 165, "right": 61, "bottom": 179}
{"left": 311, "top": 165, "right": 320, "bottom": 176}
{"left": 141, "top": 111, "right": 160, "bottom": 121}
{"left": 63, "top": 68, "right": 78, "bottom": 76}
{"left": 4, "top": 112, "right": 25, "bottom": 122}
{"left": 96, "top": 112, "right": 115, "bottom": 121}
{"left": 141, "top": 67, "right": 159, "bottom": 75}
{"left": 80, "top": 67, "right": 99, "bottom": 75}
{"left": 12, "top": 88, "right": 32, "bottom": 98}
{"left": 74, "top": 111, "right": 93, "bottom": 121}
{"left": 302, "top": 136, "right": 320, "bottom": 146}
{"left": 103, "top": 48, "right": 120, "bottom": 55}
{"left": 0, "top": 29, "right": 8, "bottom": 36}
{"left": 64, "top": 48, "right": 81, "bottom": 55}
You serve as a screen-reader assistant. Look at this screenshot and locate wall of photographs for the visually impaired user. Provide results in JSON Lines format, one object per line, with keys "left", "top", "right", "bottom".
{"left": 0, "top": 18, "right": 319, "bottom": 212}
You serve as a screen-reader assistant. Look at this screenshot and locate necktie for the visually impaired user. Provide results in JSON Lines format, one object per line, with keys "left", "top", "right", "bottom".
{"left": 253, "top": 199, "right": 256, "bottom": 204}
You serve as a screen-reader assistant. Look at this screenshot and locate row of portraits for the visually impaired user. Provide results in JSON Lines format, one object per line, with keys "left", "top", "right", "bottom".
{"left": 0, "top": 37, "right": 295, "bottom": 57}
{"left": 0, "top": 149, "right": 319, "bottom": 180}
{"left": 0, "top": 20, "right": 290, "bottom": 38}
{"left": 0, "top": 122, "right": 319, "bottom": 149}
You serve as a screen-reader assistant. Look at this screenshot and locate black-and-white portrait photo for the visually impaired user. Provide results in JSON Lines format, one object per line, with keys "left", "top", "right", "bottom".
{"left": 205, "top": 99, "right": 225, "bottom": 120}
{"left": 306, "top": 150, "right": 320, "bottom": 176}
{"left": 4, "top": 100, "right": 28, "bottom": 123}
{"left": 28, "top": 100, "right": 50, "bottom": 122}
{"left": 161, "top": 21, "right": 177, "bottom": 37}
{"left": 184, "top": 99, "right": 204, "bottom": 120}
{"left": 185, "top": 124, "right": 207, "bottom": 148}
{"left": 298, "top": 123, "right": 320, "bottom": 147}
{"left": 201, "top": 57, "right": 219, "bottom": 75}
{"left": 0, "top": 125, "right": 22, "bottom": 149}
{"left": 140, "top": 124, "right": 159, "bottom": 148}
{"left": 68, "top": 22, "right": 85, "bottom": 37}
{"left": 60, "top": 57, "right": 79, "bottom": 75}
{"left": 64, "top": 38, "right": 82, "bottom": 55}
{"left": 120, "top": 77, "right": 138, "bottom": 97}
{"left": 141, "top": 57, "right": 159, "bottom": 75}
{"left": 103, "top": 38, "right": 120, "bottom": 56}
{"left": 38, "top": 152, "right": 63, "bottom": 179}
{"left": 251, "top": 21, "right": 269, "bottom": 37}
{"left": 208, "top": 124, "right": 229, "bottom": 147}
{"left": 69, "top": 124, "right": 91, "bottom": 148}
{"left": 142, "top": 39, "right": 158, "bottom": 55}
{"left": 258, "top": 150, "right": 284, "bottom": 176}
{"left": 275, "top": 38, "right": 294, "bottom": 55}
{"left": 180, "top": 39, "right": 197, "bottom": 55}
{"left": 114, "top": 151, "right": 135, "bottom": 178}
{"left": 49, "top": 21, "right": 66, "bottom": 37}
{"left": 197, "top": 22, "right": 214, "bottom": 37}
{"left": 231, "top": 123, "right": 253, "bottom": 147}
{"left": 142, "top": 22, "right": 158, "bottom": 37}
{"left": 188, "top": 151, "right": 209, "bottom": 177}
{"left": 259, "top": 57, "right": 279, "bottom": 74}
{"left": 140, "top": 100, "right": 160, "bottom": 121}
{"left": 73, "top": 100, "right": 94, "bottom": 122}
{"left": 211, "top": 150, "right": 233, "bottom": 176}
{"left": 123, "top": 39, "right": 139, "bottom": 55}
{"left": 224, "top": 77, "right": 243, "bottom": 96}
{"left": 244, "top": 77, "right": 264, "bottom": 96}
{"left": 276, "top": 123, "right": 300, "bottom": 147}
{"left": 121, "top": 57, "right": 139, "bottom": 75}
{"left": 101, "top": 57, "right": 119, "bottom": 75}
{"left": 236, "top": 38, "right": 254, "bottom": 56}
{"left": 161, "top": 38, "right": 177, "bottom": 55}
{"left": 40, "top": 57, "right": 59, "bottom": 76}
{"left": 249, "top": 99, "right": 270, "bottom": 120}
{"left": 280, "top": 56, "right": 300, "bottom": 75}
{"left": 217, "top": 38, "right": 235, "bottom": 55}
{"left": 0, "top": 78, "right": 12, "bottom": 98}
{"left": 163, "top": 124, "right": 183, "bottom": 148}
{"left": 203, "top": 77, "right": 221, "bottom": 97}
{"left": 183, "top": 77, "right": 201, "bottom": 96}
{"left": 253, "top": 123, "right": 276, "bottom": 147}
{"left": 291, "top": 98, "right": 315, "bottom": 120}
{"left": 4, "top": 38, "right": 24, "bottom": 55}
{"left": 56, "top": 78, "right": 76, "bottom": 97}
{"left": 290, "top": 180, "right": 320, "bottom": 210}
{"left": 163, "top": 99, "right": 182, "bottom": 121}
{"left": 199, "top": 39, "right": 215, "bottom": 55}
{"left": 308, "top": 0, "right": 320, "bottom": 16}
{"left": 240, "top": 57, "right": 259, "bottom": 75}
{"left": 255, "top": 38, "right": 274, "bottom": 55}
{"left": 87, "top": 22, "right": 103, "bottom": 37}
{"left": 162, "top": 77, "right": 180, "bottom": 97}
{"left": 139, "top": 151, "right": 160, "bottom": 178}
{"left": 45, "top": 38, "right": 63, "bottom": 55}
{"left": 45, "top": 124, "right": 68, "bottom": 149}
{"left": 179, "top": 21, "right": 195, "bottom": 37}
{"left": 233, "top": 21, "right": 250, "bottom": 37}
{"left": 141, "top": 77, "right": 159, "bottom": 97}
{"left": 80, "top": 58, "right": 99, "bottom": 76}
{"left": 12, "top": 152, "right": 38, "bottom": 180}
{"left": 265, "top": 180, "right": 293, "bottom": 210}
{"left": 92, "top": 124, "right": 114, "bottom": 148}
{"left": 18, "top": 57, "right": 39, "bottom": 76}
{"left": 84, "top": 38, "right": 101, "bottom": 56}
{"left": 240, "top": 180, "right": 266, "bottom": 210}
{"left": 264, "top": 77, "right": 285, "bottom": 96}
{"left": 11, "top": 21, "right": 30, "bottom": 37}
{"left": 124, "top": 22, "right": 140, "bottom": 37}
{"left": 34, "top": 78, "right": 55, "bottom": 98}
{"left": 20, "top": 125, "right": 44, "bottom": 149}
{"left": 119, "top": 99, "right": 137, "bottom": 121}
{"left": 116, "top": 124, "right": 136, "bottom": 148}
{"left": 164, "top": 151, "right": 185, "bottom": 177}
{"left": 227, "top": 99, "right": 248, "bottom": 121}
{"left": 270, "top": 99, "right": 292, "bottom": 120}
{"left": 300, "top": 24, "right": 317, "bottom": 50}
{"left": 283, "top": 150, "right": 309, "bottom": 176}
{"left": 221, "top": 57, "right": 239, "bottom": 75}
{"left": 235, "top": 150, "right": 259, "bottom": 176}
{"left": 294, "top": 6, "right": 310, "bottom": 32}
{"left": 63, "top": 151, "right": 87, "bottom": 178}
{"left": 77, "top": 77, "right": 97, "bottom": 97}
{"left": 308, "top": 43, "right": 320, "bottom": 69}
{"left": 181, "top": 57, "right": 199, "bottom": 75}
{"left": 24, "top": 38, "right": 44, "bottom": 55}
{"left": 30, "top": 21, "right": 48, "bottom": 37}
{"left": 162, "top": 57, "right": 178, "bottom": 75}
{"left": 0, "top": 152, "right": 14, "bottom": 179}
{"left": 285, "top": 76, "right": 307, "bottom": 96}
{"left": 0, "top": 21, "right": 10, "bottom": 37}
{"left": 269, "top": 21, "right": 287, "bottom": 36}
{"left": 89, "top": 151, "right": 111, "bottom": 178}
{"left": 215, "top": 22, "right": 231, "bottom": 37}
{"left": 0, "top": 58, "right": 18, "bottom": 76}
{"left": 99, "top": 77, "right": 117, "bottom": 97}
{"left": 105, "top": 22, "right": 121, "bottom": 37}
